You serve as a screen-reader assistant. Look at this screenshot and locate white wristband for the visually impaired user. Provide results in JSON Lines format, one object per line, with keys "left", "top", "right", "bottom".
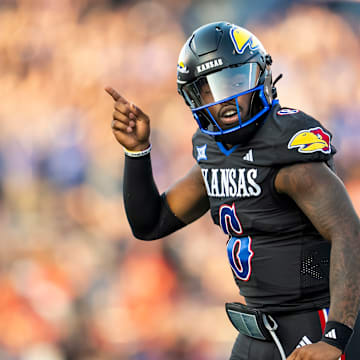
{"left": 123, "top": 144, "right": 152, "bottom": 157}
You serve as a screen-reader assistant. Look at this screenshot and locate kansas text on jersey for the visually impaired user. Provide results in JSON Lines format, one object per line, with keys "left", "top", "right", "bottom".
{"left": 201, "top": 168, "right": 261, "bottom": 198}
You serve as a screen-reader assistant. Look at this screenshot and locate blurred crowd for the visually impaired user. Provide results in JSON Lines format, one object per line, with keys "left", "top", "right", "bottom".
{"left": 0, "top": 0, "right": 359, "bottom": 359}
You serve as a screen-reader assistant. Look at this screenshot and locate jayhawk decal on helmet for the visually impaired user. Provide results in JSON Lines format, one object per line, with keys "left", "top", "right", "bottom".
{"left": 230, "top": 25, "right": 265, "bottom": 55}
{"left": 177, "top": 61, "right": 189, "bottom": 74}
{"left": 288, "top": 127, "right": 331, "bottom": 154}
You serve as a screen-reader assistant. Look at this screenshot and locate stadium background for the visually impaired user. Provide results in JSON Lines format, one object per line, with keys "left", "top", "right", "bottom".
{"left": 0, "top": 0, "right": 359, "bottom": 359}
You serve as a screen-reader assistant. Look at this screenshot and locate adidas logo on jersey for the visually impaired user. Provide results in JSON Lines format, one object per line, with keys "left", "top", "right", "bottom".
{"left": 242, "top": 149, "right": 253, "bottom": 162}
{"left": 325, "top": 329, "right": 337, "bottom": 339}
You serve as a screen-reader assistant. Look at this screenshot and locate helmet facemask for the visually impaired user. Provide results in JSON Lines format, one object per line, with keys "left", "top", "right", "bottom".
{"left": 181, "top": 63, "right": 270, "bottom": 136}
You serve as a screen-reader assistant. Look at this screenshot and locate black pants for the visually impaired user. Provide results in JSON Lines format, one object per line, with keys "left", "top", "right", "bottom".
{"left": 230, "top": 309, "right": 360, "bottom": 359}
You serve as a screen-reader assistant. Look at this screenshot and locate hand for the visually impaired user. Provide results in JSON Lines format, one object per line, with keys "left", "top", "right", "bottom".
{"left": 287, "top": 341, "right": 342, "bottom": 359}
{"left": 105, "top": 86, "right": 150, "bottom": 151}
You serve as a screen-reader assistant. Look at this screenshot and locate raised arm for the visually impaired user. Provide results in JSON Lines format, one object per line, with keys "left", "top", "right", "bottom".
{"left": 275, "top": 161, "right": 360, "bottom": 359}
{"left": 106, "top": 87, "right": 209, "bottom": 240}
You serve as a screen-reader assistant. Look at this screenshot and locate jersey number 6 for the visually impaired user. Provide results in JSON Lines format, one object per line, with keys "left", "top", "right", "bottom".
{"left": 220, "top": 204, "right": 254, "bottom": 281}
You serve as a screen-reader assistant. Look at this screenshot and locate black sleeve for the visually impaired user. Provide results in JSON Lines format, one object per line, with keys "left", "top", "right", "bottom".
{"left": 123, "top": 154, "right": 186, "bottom": 240}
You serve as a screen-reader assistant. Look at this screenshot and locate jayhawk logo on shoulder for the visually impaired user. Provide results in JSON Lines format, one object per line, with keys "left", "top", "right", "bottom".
{"left": 288, "top": 127, "right": 331, "bottom": 154}
{"left": 230, "top": 26, "right": 265, "bottom": 54}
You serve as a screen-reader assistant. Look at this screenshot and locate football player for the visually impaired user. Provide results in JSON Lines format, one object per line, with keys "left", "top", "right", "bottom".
{"left": 106, "top": 21, "right": 360, "bottom": 360}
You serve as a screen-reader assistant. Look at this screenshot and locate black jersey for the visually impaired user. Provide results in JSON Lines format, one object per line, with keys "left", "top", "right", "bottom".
{"left": 192, "top": 103, "right": 337, "bottom": 314}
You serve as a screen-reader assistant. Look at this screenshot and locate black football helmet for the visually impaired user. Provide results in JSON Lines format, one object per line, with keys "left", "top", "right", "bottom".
{"left": 177, "top": 21, "right": 277, "bottom": 139}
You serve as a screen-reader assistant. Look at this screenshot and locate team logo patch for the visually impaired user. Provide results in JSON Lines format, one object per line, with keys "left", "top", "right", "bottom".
{"left": 196, "top": 144, "right": 208, "bottom": 161}
{"left": 288, "top": 127, "right": 331, "bottom": 154}
{"left": 229, "top": 26, "right": 263, "bottom": 54}
{"left": 177, "top": 61, "right": 189, "bottom": 74}
{"left": 277, "top": 108, "right": 299, "bottom": 116}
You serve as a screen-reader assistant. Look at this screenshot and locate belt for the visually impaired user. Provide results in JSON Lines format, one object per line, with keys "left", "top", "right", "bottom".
{"left": 226, "top": 302, "right": 287, "bottom": 360}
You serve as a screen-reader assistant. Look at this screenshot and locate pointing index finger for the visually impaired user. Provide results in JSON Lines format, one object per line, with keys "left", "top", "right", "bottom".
{"left": 105, "top": 86, "right": 127, "bottom": 104}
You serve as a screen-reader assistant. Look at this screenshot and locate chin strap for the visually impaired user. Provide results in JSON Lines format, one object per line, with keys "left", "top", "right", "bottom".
{"left": 272, "top": 73, "right": 283, "bottom": 99}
